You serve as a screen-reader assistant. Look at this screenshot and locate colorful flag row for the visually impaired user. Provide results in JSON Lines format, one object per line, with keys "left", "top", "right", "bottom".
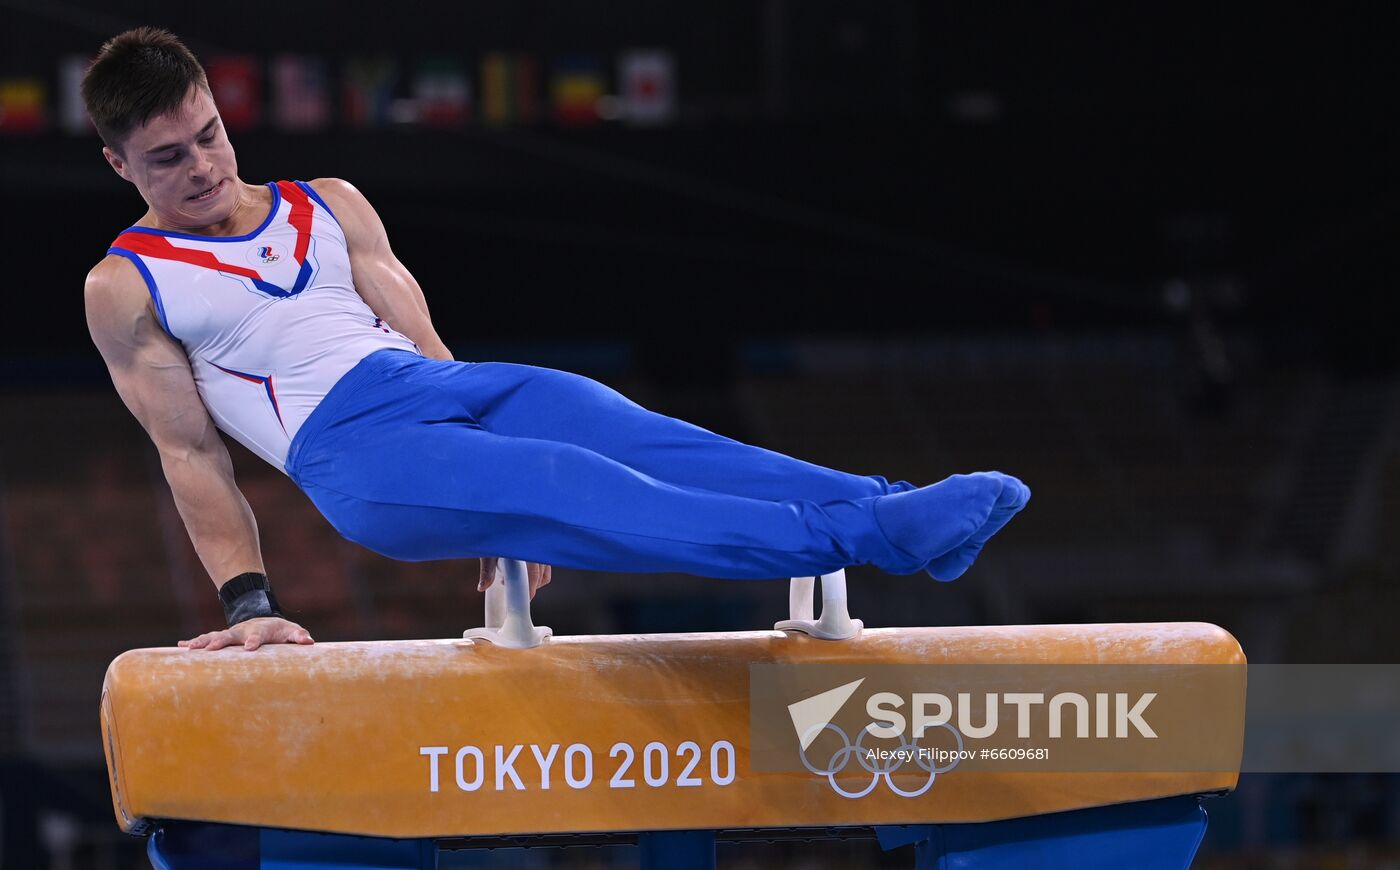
{"left": 0, "top": 50, "right": 676, "bottom": 136}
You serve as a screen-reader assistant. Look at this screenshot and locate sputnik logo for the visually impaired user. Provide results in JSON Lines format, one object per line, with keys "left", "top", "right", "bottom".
{"left": 788, "top": 679, "right": 865, "bottom": 751}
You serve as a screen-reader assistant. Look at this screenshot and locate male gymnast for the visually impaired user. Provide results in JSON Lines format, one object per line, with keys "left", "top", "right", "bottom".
{"left": 80, "top": 28, "right": 1030, "bottom": 653}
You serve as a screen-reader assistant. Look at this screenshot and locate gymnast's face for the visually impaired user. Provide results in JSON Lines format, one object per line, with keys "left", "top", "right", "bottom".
{"left": 102, "top": 84, "right": 242, "bottom": 231}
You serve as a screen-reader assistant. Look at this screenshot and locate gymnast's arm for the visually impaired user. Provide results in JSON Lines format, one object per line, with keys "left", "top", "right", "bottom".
{"left": 84, "top": 256, "right": 313, "bottom": 651}
{"left": 308, "top": 177, "right": 553, "bottom": 599}
{"left": 307, "top": 177, "right": 454, "bottom": 362}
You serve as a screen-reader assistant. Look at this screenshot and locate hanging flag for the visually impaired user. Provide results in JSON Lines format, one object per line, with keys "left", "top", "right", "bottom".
{"left": 59, "top": 55, "right": 94, "bottom": 135}
{"left": 343, "top": 57, "right": 398, "bottom": 127}
{"left": 550, "top": 55, "right": 604, "bottom": 127}
{"left": 481, "top": 53, "right": 508, "bottom": 126}
{"left": 272, "top": 55, "right": 330, "bottom": 132}
{"left": 414, "top": 58, "right": 469, "bottom": 127}
{"left": 481, "top": 53, "right": 539, "bottom": 128}
{"left": 205, "top": 55, "right": 260, "bottom": 131}
{"left": 619, "top": 49, "right": 675, "bottom": 126}
{"left": 0, "top": 78, "right": 46, "bottom": 134}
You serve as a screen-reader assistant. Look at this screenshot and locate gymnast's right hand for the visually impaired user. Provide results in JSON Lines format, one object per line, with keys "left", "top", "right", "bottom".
{"left": 477, "top": 557, "right": 552, "bottom": 600}
{"left": 178, "top": 616, "right": 315, "bottom": 652}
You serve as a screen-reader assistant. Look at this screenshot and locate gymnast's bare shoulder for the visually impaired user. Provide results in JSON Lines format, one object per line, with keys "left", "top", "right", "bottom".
{"left": 84, "top": 253, "right": 205, "bottom": 430}
{"left": 302, "top": 177, "right": 373, "bottom": 230}
{"left": 85, "top": 253, "right": 163, "bottom": 350}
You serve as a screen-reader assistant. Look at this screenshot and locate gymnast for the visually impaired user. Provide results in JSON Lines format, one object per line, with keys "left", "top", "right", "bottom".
{"left": 79, "top": 28, "right": 1030, "bottom": 653}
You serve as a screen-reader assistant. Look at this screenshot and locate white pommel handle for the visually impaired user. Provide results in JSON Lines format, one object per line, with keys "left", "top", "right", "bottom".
{"left": 774, "top": 569, "right": 862, "bottom": 640}
{"left": 464, "top": 558, "right": 553, "bottom": 649}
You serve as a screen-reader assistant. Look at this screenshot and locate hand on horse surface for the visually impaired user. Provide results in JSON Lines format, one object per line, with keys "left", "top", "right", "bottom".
{"left": 178, "top": 616, "right": 315, "bottom": 651}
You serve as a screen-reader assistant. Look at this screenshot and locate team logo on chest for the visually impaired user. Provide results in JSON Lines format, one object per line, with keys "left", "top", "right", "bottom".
{"left": 248, "top": 244, "right": 282, "bottom": 266}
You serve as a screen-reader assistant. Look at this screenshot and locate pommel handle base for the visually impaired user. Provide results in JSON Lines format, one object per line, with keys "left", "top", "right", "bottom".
{"left": 774, "top": 570, "right": 862, "bottom": 640}
{"left": 464, "top": 558, "right": 553, "bottom": 649}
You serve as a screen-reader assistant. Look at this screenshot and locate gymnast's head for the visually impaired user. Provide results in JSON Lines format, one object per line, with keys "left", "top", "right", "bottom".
{"left": 81, "top": 27, "right": 240, "bottom": 226}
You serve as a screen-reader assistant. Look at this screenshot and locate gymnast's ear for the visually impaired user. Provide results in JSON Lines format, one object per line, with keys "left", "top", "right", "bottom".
{"left": 102, "top": 144, "right": 134, "bottom": 183}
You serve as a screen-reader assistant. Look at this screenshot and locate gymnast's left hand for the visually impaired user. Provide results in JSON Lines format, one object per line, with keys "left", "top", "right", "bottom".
{"left": 477, "top": 558, "right": 552, "bottom": 600}
{"left": 177, "top": 616, "right": 316, "bottom": 652}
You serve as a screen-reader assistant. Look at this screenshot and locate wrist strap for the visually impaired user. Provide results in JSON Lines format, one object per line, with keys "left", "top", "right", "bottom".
{"left": 219, "top": 572, "right": 283, "bottom": 627}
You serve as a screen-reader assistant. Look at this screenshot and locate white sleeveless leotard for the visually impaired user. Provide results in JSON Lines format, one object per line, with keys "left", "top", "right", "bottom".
{"left": 107, "top": 180, "right": 420, "bottom": 471}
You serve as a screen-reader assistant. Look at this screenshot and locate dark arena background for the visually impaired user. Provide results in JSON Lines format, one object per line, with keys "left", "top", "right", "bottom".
{"left": 1, "top": 1, "right": 1397, "bottom": 867}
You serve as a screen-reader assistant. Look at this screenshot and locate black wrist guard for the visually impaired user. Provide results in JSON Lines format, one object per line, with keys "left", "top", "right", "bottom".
{"left": 219, "top": 572, "right": 283, "bottom": 627}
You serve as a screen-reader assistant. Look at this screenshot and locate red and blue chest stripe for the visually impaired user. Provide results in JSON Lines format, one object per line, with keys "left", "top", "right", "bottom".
{"left": 109, "top": 180, "right": 316, "bottom": 298}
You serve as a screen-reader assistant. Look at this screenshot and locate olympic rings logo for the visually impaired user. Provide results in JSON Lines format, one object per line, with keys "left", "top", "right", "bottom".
{"left": 798, "top": 721, "right": 964, "bottom": 799}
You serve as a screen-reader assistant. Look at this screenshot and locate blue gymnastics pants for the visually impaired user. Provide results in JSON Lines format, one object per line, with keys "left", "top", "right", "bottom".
{"left": 285, "top": 349, "right": 924, "bottom": 579}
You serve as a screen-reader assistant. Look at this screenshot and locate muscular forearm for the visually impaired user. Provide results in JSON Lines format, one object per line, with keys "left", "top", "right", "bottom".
{"left": 159, "top": 445, "right": 265, "bottom": 590}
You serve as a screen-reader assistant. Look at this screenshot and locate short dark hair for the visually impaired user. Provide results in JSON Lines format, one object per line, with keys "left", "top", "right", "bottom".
{"left": 81, "top": 27, "right": 210, "bottom": 153}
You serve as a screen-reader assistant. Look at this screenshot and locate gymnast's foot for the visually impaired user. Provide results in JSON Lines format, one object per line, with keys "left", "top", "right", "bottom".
{"left": 871, "top": 472, "right": 1030, "bottom": 580}
{"left": 922, "top": 473, "right": 1029, "bottom": 581}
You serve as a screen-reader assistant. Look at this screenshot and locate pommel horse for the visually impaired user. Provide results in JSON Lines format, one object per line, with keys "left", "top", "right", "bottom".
{"left": 102, "top": 561, "right": 1246, "bottom": 869}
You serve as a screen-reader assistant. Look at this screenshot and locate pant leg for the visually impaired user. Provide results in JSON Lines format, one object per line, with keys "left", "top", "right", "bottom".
{"left": 412, "top": 360, "right": 917, "bottom": 503}
{"left": 292, "top": 409, "right": 923, "bottom": 580}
